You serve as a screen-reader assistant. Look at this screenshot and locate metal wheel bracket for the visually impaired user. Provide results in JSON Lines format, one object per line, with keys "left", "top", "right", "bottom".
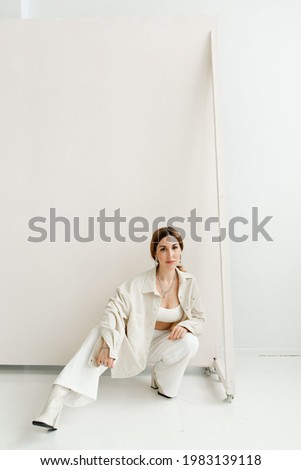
{"left": 226, "top": 394, "right": 234, "bottom": 403}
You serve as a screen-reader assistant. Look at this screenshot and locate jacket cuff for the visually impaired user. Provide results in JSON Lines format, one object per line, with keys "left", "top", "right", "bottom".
{"left": 177, "top": 321, "right": 195, "bottom": 335}
{"left": 109, "top": 347, "right": 118, "bottom": 360}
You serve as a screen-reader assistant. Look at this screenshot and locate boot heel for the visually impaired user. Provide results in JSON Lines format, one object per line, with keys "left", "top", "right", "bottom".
{"left": 150, "top": 368, "right": 159, "bottom": 390}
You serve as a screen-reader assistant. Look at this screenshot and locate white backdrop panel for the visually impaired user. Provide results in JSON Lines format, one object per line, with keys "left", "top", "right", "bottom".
{"left": 0, "top": 16, "right": 225, "bottom": 366}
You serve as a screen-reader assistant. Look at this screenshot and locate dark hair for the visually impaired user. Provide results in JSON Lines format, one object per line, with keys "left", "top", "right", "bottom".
{"left": 150, "top": 226, "right": 185, "bottom": 272}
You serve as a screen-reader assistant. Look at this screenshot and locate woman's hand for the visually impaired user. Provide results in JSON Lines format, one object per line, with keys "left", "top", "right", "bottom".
{"left": 97, "top": 347, "right": 115, "bottom": 368}
{"left": 168, "top": 325, "right": 188, "bottom": 340}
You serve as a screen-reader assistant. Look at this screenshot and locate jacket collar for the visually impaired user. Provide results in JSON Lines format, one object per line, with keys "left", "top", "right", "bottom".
{"left": 142, "top": 266, "right": 192, "bottom": 294}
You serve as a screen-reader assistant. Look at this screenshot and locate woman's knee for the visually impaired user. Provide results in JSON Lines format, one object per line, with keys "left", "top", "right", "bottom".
{"left": 181, "top": 332, "right": 199, "bottom": 356}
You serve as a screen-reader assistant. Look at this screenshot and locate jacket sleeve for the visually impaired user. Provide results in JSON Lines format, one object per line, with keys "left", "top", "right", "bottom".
{"left": 177, "top": 277, "right": 205, "bottom": 336}
{"left": 98, "top": 286, "right": 130, "bottom": 359}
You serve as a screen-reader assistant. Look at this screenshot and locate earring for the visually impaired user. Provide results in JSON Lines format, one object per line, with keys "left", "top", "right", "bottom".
{"left": 178, "top": 256, "right": 182, "bottom": 266}
{"left": 154, "top": 257, "right": 159, "bottom": 267}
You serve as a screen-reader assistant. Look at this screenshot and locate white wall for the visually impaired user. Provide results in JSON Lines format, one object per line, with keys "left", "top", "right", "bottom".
{"left": 1, "top": 16, "right": 232, "bottom": 366}
{"left": 0, "top": 0, "right": 20, "bottom": 17}
{"left": 1, "top": 0, "right": 300, "bottom": 354}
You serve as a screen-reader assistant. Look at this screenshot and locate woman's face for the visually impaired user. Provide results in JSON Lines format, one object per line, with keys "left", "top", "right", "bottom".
{"left": 156, "top": 236, "right": 181, "bottom": 270}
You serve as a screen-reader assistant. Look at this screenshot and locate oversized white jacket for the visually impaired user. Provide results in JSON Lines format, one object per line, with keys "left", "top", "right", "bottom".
{"left": 89, "top": 267, "right": 205, "bottom": 378}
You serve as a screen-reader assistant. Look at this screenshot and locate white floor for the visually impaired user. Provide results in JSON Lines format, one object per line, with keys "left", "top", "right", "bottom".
{"left": 0, "top": 354, "right": 300, "bottom": 450}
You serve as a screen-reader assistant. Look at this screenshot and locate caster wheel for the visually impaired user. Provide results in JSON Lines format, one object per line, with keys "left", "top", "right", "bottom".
{"left": 204, "top": 367, "right": 217, "bottom": 376}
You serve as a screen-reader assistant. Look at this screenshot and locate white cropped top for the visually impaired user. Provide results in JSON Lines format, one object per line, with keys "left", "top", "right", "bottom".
{"left": 156, "top": 304, "right": 183, "bottom": 323}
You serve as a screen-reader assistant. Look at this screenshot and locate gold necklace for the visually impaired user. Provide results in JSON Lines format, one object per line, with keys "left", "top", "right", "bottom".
{"left": 156, "top": 272, "right": 176, "bottom": 298}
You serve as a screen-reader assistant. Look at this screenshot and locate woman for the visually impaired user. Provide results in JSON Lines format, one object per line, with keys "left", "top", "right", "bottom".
{"left": 32, "top": 226, "right": 205, "bottom": 431}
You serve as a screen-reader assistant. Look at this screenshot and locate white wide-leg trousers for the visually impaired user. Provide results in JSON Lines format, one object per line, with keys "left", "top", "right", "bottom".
{"left": 148, "top": 329, "right": 199, "bottom": 398}
{"left": 53, "top": 326, "right": 199, "bottom": 407}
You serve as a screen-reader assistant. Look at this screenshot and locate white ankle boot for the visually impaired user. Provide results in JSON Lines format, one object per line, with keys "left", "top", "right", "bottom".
{"left": 150, "top": 368, "right": 173, "bottom": 398}
{"left": 32, "top": 384, "right": 70, "bottom": 431}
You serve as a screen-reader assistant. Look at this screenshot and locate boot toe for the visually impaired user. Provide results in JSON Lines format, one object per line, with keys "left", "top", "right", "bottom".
{"left": 32, "top": 420, "right": 57, "bottom": 431}
{"left": 158, "top": 391, "right": 174, "bottom": 399}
